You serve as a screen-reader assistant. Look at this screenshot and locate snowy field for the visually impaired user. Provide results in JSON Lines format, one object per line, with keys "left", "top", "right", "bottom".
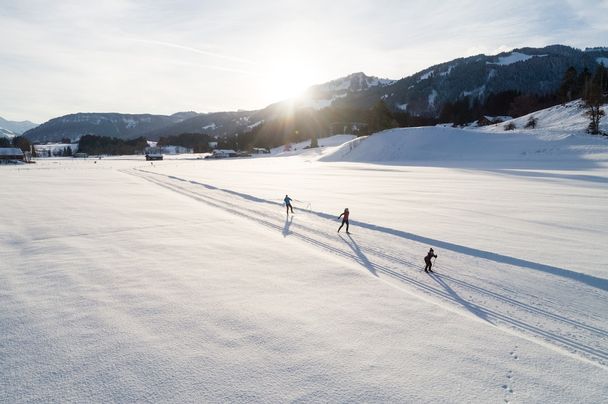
{"left": 2, "top": 120, "right": 608, "bottom": 402}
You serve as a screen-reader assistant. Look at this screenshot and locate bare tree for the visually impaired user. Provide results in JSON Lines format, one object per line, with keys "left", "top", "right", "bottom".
{"left": 583, "top": 66, "right": 606, "bottom": 135}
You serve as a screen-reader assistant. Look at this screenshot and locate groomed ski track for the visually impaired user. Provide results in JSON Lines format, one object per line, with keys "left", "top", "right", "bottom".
{"left": 125, "top": 167, "right": 608, "bottom": 369}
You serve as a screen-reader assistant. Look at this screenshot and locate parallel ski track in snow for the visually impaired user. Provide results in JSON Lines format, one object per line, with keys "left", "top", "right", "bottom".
{"left": 125, "top": 168, "right": 608, "bottom": 368}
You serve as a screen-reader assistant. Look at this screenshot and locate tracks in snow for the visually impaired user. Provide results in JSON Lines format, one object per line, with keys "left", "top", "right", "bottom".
{"left": 125, "top": 168, "right": 608, "bottom": 368}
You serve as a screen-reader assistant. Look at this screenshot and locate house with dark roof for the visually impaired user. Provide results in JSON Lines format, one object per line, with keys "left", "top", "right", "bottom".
{"left": 0, "top": 148, "right": 24, "bottom": 164}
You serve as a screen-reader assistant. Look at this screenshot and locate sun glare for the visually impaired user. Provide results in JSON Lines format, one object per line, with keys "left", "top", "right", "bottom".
{"left": 265, "top": 59, "right": 320, "bottom": 102}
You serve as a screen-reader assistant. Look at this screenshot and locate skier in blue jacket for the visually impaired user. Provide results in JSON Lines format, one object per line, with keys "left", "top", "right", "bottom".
{"left": 284, "top": 195, "right": 294, "bottom": 214}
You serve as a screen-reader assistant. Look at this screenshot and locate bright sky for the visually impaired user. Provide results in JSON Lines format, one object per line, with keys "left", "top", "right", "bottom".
{"left": 1, "top": 0, "right": 607, "bottom": 123}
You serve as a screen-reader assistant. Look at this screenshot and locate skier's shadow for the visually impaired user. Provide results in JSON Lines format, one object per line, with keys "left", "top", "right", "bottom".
{"left": 162, "top": 172, "right": 607, "bottom": 291}
{"left": 282, "top": 215, "right": 293, "bottom": 237}
{"left": 340, "top": 234, "right": 378, "bottom": 277}
{"left": 428, "top": 273, "right": 493, "bottom": 324}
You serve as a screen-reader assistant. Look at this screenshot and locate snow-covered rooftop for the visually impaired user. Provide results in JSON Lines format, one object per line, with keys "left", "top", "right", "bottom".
{"left": 0, "top": 147, "right": 23, "bottom": 156}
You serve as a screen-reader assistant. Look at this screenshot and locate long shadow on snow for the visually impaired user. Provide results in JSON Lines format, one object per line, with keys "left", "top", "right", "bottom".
{"left": 130, "top": 169, "right": 608, "bottom": 363}
{"left": 142, "top": 170, "right": 608, "bottom": 292}
{"left": 301, "top": 219, "right": 608, "bottom": 337}
{"left": 339, "top": 234, "right": 377, "bottom": 277}
{"left": 436, "top": 271, "right": 608, "bottom": 337}
{"left": 282, "top": 215, "right": 293, "bottom": 237}
{"left": 183, "top": 175, "right": 608, "bottom": 292}
{"left": 179, "top": 169, "right": 608, "bottom": 333}
{"left": 482, "top": 168, "right": 608, "bottom": 185}
{"left": 340, "top": 233, "right": 492, "bottom": 323}
{"left": 428, "top": 273, "right": 494, "bottom": 324}
{"left": 358, "top": 223, "right": 608, "bottom": 292}
{"left": 351, "top": 158, "right": 603, "bottom": 171}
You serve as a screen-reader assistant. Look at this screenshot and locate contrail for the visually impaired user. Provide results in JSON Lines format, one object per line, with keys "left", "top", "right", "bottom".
{"left": 126, "top": 37, "right": 259, "bottom": 66}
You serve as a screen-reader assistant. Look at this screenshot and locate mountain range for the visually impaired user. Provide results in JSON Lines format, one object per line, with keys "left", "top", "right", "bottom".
{"left": 20, "top": 45, "right": 608, "bottom": 143}
{"left": 0, "top": 116, "right": 38, "bottom": 137}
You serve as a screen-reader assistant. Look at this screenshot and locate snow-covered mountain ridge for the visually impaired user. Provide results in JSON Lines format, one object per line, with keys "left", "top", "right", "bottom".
{"left": 308, "top": 72, "right": 394, "bottom": 95}
{"left": 0, "top": 127, "right": 18, "bottom": 139}
{"left": 355, "top": 45, "right": 608, "bottom": 116}
{"left": 19, "top": 45, "right": 608, "bottom": 143}
{"left": 23, "top": 112, "right": 200, "bottom": 143}
{"left": 0, "top": 116, "right": 38, "bottom": 135}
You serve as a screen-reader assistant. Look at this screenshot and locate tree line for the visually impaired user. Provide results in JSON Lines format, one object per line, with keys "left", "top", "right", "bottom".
{"left": 0, "top": 135, "right": 32, "bottom": 152}
{"left": 77, "top": 134, "right": 148, "bottom": 155}
{"left": 7, "top": 64, "right": 604, "bottom": 157}
{"left": 157, "top": 133, "right": 213, "bottom": 153}
{"left": 230, "top": 63, "right": 606, "bottom": 150}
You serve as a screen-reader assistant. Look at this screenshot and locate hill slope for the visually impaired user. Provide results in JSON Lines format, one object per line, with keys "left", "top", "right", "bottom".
{"left": 23, "top": 112, "right": 198, "bottom": 142}
{"left": 336, "top": 45, "right": 608, "bottom": 116}
{"left": 0, "top": 116, "right": 38, "bottom": 135}
{"left": 320, "top": 101, "right": 608, "bottom": 165}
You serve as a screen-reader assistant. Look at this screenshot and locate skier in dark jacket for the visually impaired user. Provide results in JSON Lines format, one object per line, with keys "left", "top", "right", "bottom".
{"left": 284, "top": 195, "right": 294, "bottom": 214}
{"left": 337, "top": 208, "right": 350, "bottom": 233}
{"left": 424, "top": 248, "right": 437, "bottom": 273}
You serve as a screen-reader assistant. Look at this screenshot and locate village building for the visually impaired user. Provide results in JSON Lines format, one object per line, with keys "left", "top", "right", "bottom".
{"left": 209, "top": 149, "right": 237, "bottom": 158}
{"left": 0, "top": 147, "right": 24, "bottom": 164}
{"left": 251, "top": 148, "right": 270, "bottom": 154}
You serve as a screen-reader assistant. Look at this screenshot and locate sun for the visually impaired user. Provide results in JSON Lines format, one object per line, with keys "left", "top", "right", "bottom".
{"left": 264, "top": 59, "right": 321, "bottom": 102}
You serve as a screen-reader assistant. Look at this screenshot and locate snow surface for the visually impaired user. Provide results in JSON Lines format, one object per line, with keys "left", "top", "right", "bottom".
{"left": 483, "top": 100, "right": 607, "bottom": 134}
{"left": 312, "top": 73, "right": 395, "bottom": 93}
{"left": 439, "top": 65, "right": 455, "bottom": 76}
{"left": 122, "top": 118, "right": 139, "bottom": 128}
{"left": 34, "top": 142, "right": 79, "bottom": 156}
{"left": 296, "top": 73, "right": 395, "bottom": 111}
{"left": 0, "top": 147, "right": 23, "bottom": 156}
{"left": 2, "top": 105, "right": 608, "bottom": 402}
{"left": 487, "top": 52, "right": 546, "bottom": 66}
{"left": 419, "top": 70, "right": 434, "bottom": 81}
{"left": 320, "top": 126, "right": 608, "bottom": 165}
{"left": 0, "top": 128, "right": 16, "bottom": 139}
{"left": 247, "top": 120, "right": 264, "bottom": 130}
{"left": 428, "top": 89, "right": 438, "bottom": 108}
{"left": 298, "top": 97, "right": 335, "bottom": 111}
{"left": 270, "top": 134, "right": 355, "bottom": 156}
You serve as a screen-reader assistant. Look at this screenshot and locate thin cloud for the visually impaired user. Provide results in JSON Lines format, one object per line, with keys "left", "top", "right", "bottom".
{"left": 126, "top": 38, "right": 259, "bottom": 66}
{"left": 2, "top": 0, "right": 608, "bottom": 122}
{"left": 166, "top": 59, "right": 259, "bottom": 76}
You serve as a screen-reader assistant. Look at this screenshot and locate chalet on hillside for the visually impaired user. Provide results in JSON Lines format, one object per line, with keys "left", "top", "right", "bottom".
{"left": 0, "top": 148, "right": 24, "bottom": 164}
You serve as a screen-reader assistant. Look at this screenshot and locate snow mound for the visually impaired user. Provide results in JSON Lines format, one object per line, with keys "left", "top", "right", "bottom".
{"left": 320, "top": 126, "right": 608, "bottom": 163}
{"left": 482, "top": 100, "right": 608, "bottom": 134}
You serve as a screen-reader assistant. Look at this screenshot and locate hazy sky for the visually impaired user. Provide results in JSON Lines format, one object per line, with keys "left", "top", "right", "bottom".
{"left": 1, "top": 0, "right": 607, "bottom": 123}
